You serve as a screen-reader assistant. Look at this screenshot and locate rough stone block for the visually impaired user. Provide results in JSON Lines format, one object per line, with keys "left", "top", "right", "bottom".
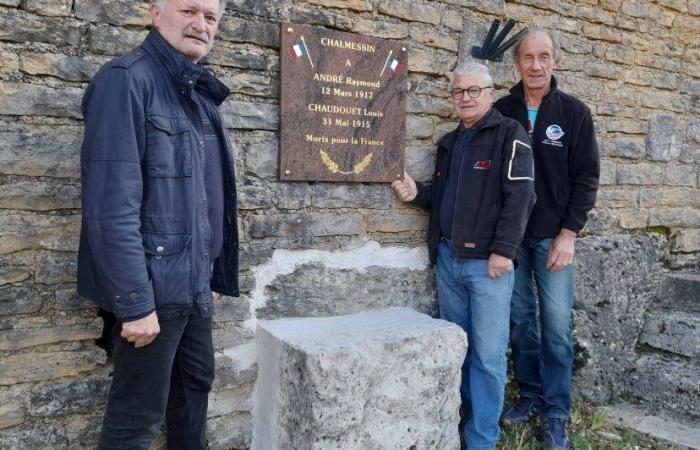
{"left": 0, "top": 8, "right": 81, "bottom": 46}
{"left": 378, "top": 0, "right": 442, "bottom": 25}
{"left": 218, "top": 16, "right": 280, "bottom": 48}
{"left": 0, "top": 180, "right": 80, "bottom": 211}
{"left": 237, "top": 130, "right": 278, "bottom": 180}
{"left": 208, "top": 412, "right": 252, "bottom": 450}
{"left": 366, "top": 212, "right": 428, "bottom": 232}
{"left": 0, "top": 283, "right": 49, "bottom": 316}
{"left": 407, "top": 92, "right": 453, "bottom": 117}
{"left": 246, "top": 213, "right": 362, "bottom": 238}
{"left": 25, "top": 0, "right": 72, "bottom": 16}
{"left": 0, "top": 126, "right": 82, "bottom": 178}
{"left": 213, "top": 322, "right": 253, "bottom": 351}
{"left": 649, "top": 208, "right": 700, "bottom": 227}
{"left": 252, "top": 308, "right": 467, "bottom": 450}
{"left": 0, "top": 82, "right": 82, "bottom": 119}
{"left": 442, "top": 0, "right": 503, "bottom": 15}
{"left": 215, "top": 294, "right": 251, "bottom": 322}
{"left": 29, "top": 373, "right": 110, "bottom": 416}
{"left": 616, "top": 163, "right": 663, "bottom": 185}
{"left": 288, "top": 6, "right": 352, "bottom": 32}
{"left": 646, "top": 114, "right": 683, "bottom": 162}
{"left": 663, "top": 164, "right": 697, "bottom": 187}
{"left": 405, "top": 142, "right": 436, "bottom": 182}
{"left": 310, "top": 184, "right": 394, "bottom": 209}
{"left": 222, "top": 72, "right": 276, "bottom": 98}
{"left": 0, "top": 320, "right": 101, "bottom": 351}
{"left": 412, "top": 79, "right": 450, "bottom": 99}
{"left": 215, "top": 342, "right": 258, "bottom": 391}
{"left": 409, "top": 23, "right": 458, "bottom": 52}
{"left": 624, "top": 354, "right": 700, "bottom": 419}
{"left": 640, "top": 309, "right": 700, "bottom": 358}
{"left": 408, "top": 45, "right": 456, "bottom": 77}
{"left": 306, "top": 0, "right": 372, "bottom": 11}
{"left": 0, "top": 422, "right": 68, "bottom": 449}
{"left": 617, "top": 209, "right": 648, "bottom": 229}
{"left": 0, "top": 213, "right": 80, "bottom": 255}
{"left": 54, "top": 285, "right": 95, "bottom": 311}
{"left": 270, "top": 183, "right": 311, "bottom": 210}
{"left": 64, "top": 413, "right": 102, "bottom": 449}
{"left": 350, "top": 16, "right": 409, "bottom": 39}
{"left": 406, "top": 115, "right": 435, "bottom": 139}
{"left": 35, "top": 250, "right": 78, "bottom": 284}
{"left": 88, "top": 24, "right": 147, "bottom": 56}
{"left": 220, "top": 100, "right": 279, "bottom": 131}
{"left": 659, "top": 187, "right": 700, "bottom": 207}
{"left": 606, "top": 138, "right": 645, "bottom": 159}
{"left": 74, "top": 0, "right": 151, "bottom": 26}
{"left": 0, "top": 349, "right": 106, "bottom": 385}
{"left": 20, "top": 52, "right": 104, "bottom": 82}
{"left": 573, "top": 235, "right": 663, "bottom": 404}
{"left": 672, "top": 229, "right": 700, "bottom": 253}
{"left": 0, "top": 251, "right": 33, "bottom": 287}
{"left": 239, "top": 184, "right": 274, "bottom": 210}
{"left": 256, "top": 260, "right": 436, "bottom": 320}
{"left": 205, "top": 44, "right": 269, "bottom": 71}
{"left": 599, "top": 159, "right": 616, "bottom": 185}
{"left": 657, "top": 272, "right": 700, "bottom": 313}
{"left": 596, "top": 186, "right": 639, "bottom": 208}
{"left": 208, "top": 383, "right": 254, "bottom": 417}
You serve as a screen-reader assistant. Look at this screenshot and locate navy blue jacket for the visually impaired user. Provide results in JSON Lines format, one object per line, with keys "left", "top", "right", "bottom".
{"left": 494, "top": 78, "right": 599, "bottom": 238}
{"left": 77, "top": 30, "right": 239, "bottom": 320}
{"left": 414, "top": 108, "right": 536, "bottom": 264}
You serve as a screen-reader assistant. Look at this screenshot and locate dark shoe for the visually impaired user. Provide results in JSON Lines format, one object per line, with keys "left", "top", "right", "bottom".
{"left": 543, "top": 418, "right": 570, "bottom": 449}
{"left": 502, "top": 396, "right": 541, "bottom": 424}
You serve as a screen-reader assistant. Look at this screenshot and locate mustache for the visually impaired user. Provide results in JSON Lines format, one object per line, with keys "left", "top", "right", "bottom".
{"left": 184, "top": 31, "right": 209, "bottom": 44}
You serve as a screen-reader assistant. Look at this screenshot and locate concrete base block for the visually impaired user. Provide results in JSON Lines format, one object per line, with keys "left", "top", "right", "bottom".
{"left": 251, "top": 307, "right": 467, "bottom": 450}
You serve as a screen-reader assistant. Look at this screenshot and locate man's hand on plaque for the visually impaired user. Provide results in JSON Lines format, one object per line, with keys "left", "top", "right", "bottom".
{"left": 391, "top": 170, "right": 418, "bottom": 202}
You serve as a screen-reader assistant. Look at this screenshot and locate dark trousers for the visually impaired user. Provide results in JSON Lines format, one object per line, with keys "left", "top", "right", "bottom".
{"left": 98, "top": 315, "right": 215, "bottom": 450}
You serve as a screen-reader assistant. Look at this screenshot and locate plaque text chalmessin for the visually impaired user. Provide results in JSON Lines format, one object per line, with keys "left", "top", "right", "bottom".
{"left": 280, "top": 23, "right": 407, "bottom": 182}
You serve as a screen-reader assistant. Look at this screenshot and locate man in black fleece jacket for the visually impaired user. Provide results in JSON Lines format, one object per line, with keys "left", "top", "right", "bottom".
{"left": 494, "top": 29, "right": 599, "bottom": 450}
{"left": 392, "top": 62, "right": 535, "bottom": 450}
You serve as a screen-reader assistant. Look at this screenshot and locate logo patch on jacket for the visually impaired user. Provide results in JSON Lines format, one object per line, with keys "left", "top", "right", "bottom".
{"left": 543, "top": 124, "right": 565, "bottom": 147}
{"left": 473, "top": 160, "right": 492, "bottom": 171}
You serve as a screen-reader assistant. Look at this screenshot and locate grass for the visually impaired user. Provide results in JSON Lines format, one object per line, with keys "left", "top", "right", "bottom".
{"left": 495, "top": 382, "right": 679, "bottom": 450}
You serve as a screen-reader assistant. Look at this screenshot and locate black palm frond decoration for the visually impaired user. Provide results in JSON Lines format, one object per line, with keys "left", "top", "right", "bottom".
{"left": 471, "top": 19, "right": 527, "bottom": 62}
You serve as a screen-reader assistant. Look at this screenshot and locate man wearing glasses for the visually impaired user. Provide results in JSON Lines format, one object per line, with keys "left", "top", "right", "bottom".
{"left": 392, "top": 62, "right": 536, "bottom": 450}
{"left": 495, "top": 29, "right": 599, "bottom": 450}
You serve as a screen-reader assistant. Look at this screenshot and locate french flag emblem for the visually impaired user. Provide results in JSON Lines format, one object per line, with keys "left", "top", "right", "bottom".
{"left": 289, "top": 41, "right": 308, "bottom": 59}
{"left": 386, "top": 56, "right": 400, "bottom": 73}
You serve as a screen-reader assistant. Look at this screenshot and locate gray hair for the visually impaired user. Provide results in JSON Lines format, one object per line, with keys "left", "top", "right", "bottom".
{"left": 512, "top": 28, "right": 561, "bottom": 62}
{"left": 154, "top": 0, "right": 228, "bottom": 18}
{"left": 451, "top": 62, "right": 493, "bottom": 87}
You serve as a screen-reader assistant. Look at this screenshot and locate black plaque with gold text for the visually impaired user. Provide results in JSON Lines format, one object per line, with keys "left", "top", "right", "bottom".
{"left": 280, "top": 23, "right": 407, "bottom": 182}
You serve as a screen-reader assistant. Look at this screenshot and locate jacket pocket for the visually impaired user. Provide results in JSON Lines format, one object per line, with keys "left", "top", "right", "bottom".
{"left": 142, "top": 232, "right": 192, "bottom": 309}
{"left": 145, "top": 115, "right": 192, "bottom": 177}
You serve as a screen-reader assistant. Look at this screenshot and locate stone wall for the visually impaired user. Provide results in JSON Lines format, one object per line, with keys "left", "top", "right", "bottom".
{"left": 0, "top": 0, "right": 697, "bottom": 448}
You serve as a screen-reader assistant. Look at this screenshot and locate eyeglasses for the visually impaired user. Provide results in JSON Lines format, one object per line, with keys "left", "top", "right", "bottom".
{"left": 451, "top": 85, "right": 493, "bottom": 100}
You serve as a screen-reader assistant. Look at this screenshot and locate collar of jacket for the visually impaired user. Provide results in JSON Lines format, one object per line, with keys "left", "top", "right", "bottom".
{"left": 509, "top": 75, "right": 559, "bottom": 105}
{"left": 437, "top": 107, "right": 505, "bottom": 151}
{"left": 141, "top": 29, "right": 230, "bottom": 106}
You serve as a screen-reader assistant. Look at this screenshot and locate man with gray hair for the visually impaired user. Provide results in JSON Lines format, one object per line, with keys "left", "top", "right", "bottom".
{"left": 78, "top": 1, "right": 238, "bottom": 448}
{"left": 495, "top": 29, "right": 599, "bottom": 450}
{"left": 392, "top": 62, "right": 535, "bottom": 449}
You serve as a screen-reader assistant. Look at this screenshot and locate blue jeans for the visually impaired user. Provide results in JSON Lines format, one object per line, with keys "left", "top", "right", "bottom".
{"left": 510, "top": 239, "right": 574, "bottom": 420}
{"left": 436, "top": 242, "right": 513, "bottom": 450}
{"left": 99, "top": 315, "right": 215, "bottom": 450}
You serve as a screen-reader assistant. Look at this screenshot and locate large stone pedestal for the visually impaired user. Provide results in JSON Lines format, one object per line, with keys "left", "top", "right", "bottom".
{"left": 251, "top": 307, "right": 467, "bottom": 450}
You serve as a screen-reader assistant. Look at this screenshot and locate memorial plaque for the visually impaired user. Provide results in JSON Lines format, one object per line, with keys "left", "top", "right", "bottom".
{"left": 280, "top": 23, "right": 407, "bottom": 182}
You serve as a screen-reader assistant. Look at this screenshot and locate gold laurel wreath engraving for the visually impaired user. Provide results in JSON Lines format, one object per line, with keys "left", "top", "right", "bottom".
{"left": 319, "top": 150, "right": 373, "bottom": 175}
